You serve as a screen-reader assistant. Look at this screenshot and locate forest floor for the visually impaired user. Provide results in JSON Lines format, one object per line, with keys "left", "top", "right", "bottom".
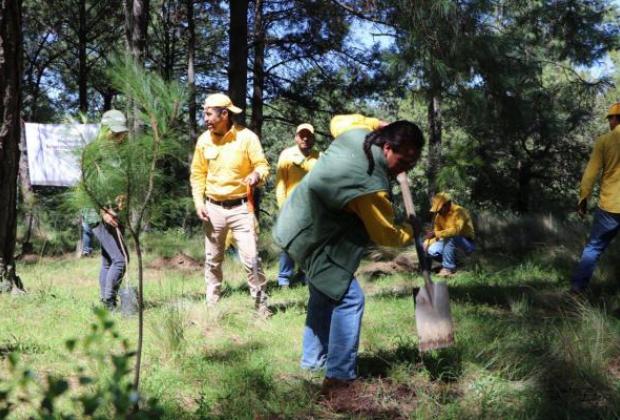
{"left": 3, "top": 223, "right": 620, "bottom": 419}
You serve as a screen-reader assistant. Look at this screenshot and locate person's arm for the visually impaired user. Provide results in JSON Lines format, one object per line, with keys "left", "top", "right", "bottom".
{"left": 578, "top": 138, "right": 603, "bottom": 212}
{"left": 275, "top": 153, "right": 288, "bottom": 208}
{"left": 189, "top": 137, "right": 209, "bottom": 219}
{"left": 330, "top": 114, "right": 384, "bottom": 138}
{"left": 345, "top": 191, "right": 413, "bottom": 247}
{"left": 245, "top": 134, "right": 270, "bottom": 186}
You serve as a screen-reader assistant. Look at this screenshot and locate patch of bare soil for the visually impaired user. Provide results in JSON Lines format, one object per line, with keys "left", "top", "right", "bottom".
{"left": 17, "top": 253, "right": 41, "bottom": 264}
{"left": 148, "top": 253, "right": 202, "bottom": 271}
{"left": 358, "top": 252, "right": 418, "bottom": 279}
{"left": 320, "top": 379, "right": 417, "bottom": 419}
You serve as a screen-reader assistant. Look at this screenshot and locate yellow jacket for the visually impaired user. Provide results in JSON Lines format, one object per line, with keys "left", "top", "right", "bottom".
{"left": 432, "top": 204, "right": 475, "bottom": 241}
{"left": 329, "top": 114, "right": 412, "bottom": 246}
{"left": 579, "top": 125, "right": 620, "bottom": 213}
{"left": 275, "top": 146, "right": 320, "bottom": 208}
{"left": 190, "top": 124, "right": 270, "bottom": 210}
{"left": 330, "top": 114, "right": 382, "bottom": 138}
{"left": 346, "top": 191, "right": 413, "bottom": 247}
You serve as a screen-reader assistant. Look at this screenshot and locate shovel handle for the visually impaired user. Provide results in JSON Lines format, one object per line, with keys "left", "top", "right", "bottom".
{"left": 396, "top": 173, "right": 432, "bottom": 287}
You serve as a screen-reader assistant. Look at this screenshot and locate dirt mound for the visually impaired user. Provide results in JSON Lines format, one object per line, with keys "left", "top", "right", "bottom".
{"left": 148, "top": 253, "right": 202, "bottom": 271}
{"left": 358, "top": 252, "right": 418, "bottom": 279}
{"left": 320, "top": 379, "right": 416, "bottom": 418}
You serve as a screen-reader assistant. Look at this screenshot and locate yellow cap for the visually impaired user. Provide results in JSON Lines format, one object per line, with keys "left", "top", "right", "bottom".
{"left": 296, "top": 123, "right": 314, "bottom": 134}
{"left": 607, "top": 103, "right": 620, "bottom": 118}
{"left": 430, "top": 192, "right": 451, "bottom": 212}
{"left": 203, "top": 93, "right": 242, "bottom": 114}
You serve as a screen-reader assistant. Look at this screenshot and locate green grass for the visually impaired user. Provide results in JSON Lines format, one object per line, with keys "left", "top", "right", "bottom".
{"left": 3, "top": 222, "right": 620, "bottom": 419}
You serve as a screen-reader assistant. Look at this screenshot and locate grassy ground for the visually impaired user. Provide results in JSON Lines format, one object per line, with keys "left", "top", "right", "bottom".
{"left": 3, "top": 216, "right": 620, "bottom": 419}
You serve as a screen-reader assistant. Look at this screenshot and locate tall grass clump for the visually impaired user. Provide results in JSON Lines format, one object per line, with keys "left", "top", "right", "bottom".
{"left": 149, "top": 303, "right": 188, "bottom": 360}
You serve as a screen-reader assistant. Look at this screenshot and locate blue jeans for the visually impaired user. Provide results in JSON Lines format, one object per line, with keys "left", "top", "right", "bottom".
{"left": 82, "top": 221, "right": 94, "bottom": 255}
{"left": 277, "top": 251, "right": 306, "bottom": 286}
{"left": 427, "top": 236, "right": 476, "bottom": 270}
{"left": 93, "top": 224, "right": 126, "bottom": 303}
{"left": 301, "top": 278, "right": 365, "bottom": 380}
{"left": 571, "top": 208, "right": 620, "bottom": 291}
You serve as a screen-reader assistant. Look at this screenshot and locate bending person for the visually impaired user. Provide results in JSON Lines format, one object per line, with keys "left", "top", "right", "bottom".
{"left": 274, "top": 114, "right": 424, "bottom": 395}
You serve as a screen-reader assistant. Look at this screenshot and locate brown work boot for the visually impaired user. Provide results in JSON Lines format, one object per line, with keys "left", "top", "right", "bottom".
{"left": 437, "top": 268, "right": 456, "bottom": 277}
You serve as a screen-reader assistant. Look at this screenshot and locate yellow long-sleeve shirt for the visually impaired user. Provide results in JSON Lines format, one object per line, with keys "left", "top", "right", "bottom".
{"left": 433, "top": 204, "right": 475, "bottom": 240}
{"left": 579, "top": 125, "right": 620, "bottom": 213}
{"left": 330, "top": 114, "right": 382, "bottom": 138}
{"left": 190, "top": 124, "right": 270, "bottom": 210}
{"left": 346, "top": 191, "right": 413, "bottom": 247}
{"left": 275, "top": 146, "right": 320, "bottom": 208}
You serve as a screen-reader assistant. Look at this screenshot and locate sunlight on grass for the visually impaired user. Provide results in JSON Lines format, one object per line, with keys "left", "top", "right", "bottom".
{"left": 4, "top": 227, "right": 620, "bottom": 418}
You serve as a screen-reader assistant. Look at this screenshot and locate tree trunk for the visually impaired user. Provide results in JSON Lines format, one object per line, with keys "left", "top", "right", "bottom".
{"left": 18, "top": 122, "right": 36, "bottom": 255}
{"left": 78, "top": 0, "right": 88, "bottom": 114}
{"left": 515, "top": 160, "right": 531, "bottom": 213}
{"left": 426, "top": 91, "right": 442, "bottom": 200}
{"left": 186, "top": 0, "right": 197, "bottom": 143}
{"left": 228, "top": 0, "right": 248, "bottom": 124}
{"left": 126, "top": 0, "right": 149, "bottom": 132}
{"left": 250, "top": 0, "right": 264, "bottom": 138}
{"left": 130, "top": 0, "right": 149, "bottom": 62}
{"left": 0, "top": 0, "right": 25, "bottom": 292}
{"left": 102, "top": 89, "right": 114, "bottom": 111}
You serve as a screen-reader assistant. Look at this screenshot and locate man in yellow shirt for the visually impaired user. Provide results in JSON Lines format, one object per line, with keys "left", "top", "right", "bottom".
{"left": 275, "top": 123, "right": 319, "bottom": 287}
{"left": 190, "top": 93, "right": 270, "bottom": 310}
{"left": 571, "top": 103, "right": 620, "bottom": 293}
{"left": 424, "top": 192, "right": 475, "bottom": 277}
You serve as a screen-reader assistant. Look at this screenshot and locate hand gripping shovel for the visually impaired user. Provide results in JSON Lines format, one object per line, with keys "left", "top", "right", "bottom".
{"left": 397, "top": 173, "right": 454, "bottom": 352}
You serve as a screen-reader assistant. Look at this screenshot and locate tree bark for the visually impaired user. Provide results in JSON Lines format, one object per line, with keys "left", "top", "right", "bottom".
{"left": 0, "top": 0, "right": 25, "bottom": 292}
{"left": 228, "top": 0, "right": 248, "bottom": 124}
{"left": 186, "top": 0, "right": 197, "bottom": 143}
{"left": 516, "top": 160, "right": 531, "bottom": 213}
{"left": 18, "top": 122, "right": 35, "bottom": 255}
{"left": 130, "top": 0, "right": 149, "bottom": 63}
{"left": 78, "top": 0, "right": 88, "bottom": 113}
{"left": 250, "top": 0, "right": 264, "bottom": 138}
{"left": 125, "top": 0, "right": 149, "bottom": 132}
{"left": 426, "top": 91, "right": 442, "bottom": 200}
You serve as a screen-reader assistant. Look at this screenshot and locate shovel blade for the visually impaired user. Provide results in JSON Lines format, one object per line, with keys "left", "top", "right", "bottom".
{"left": 415, "top": 281, "right": 454, "bottom": 352}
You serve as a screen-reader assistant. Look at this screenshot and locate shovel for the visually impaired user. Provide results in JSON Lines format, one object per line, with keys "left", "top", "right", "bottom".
{"left": 115, "top": 227, "right": 138, "bottom": 317}
{"left": 397, "top": 173, "right": 454, "bottom": 352}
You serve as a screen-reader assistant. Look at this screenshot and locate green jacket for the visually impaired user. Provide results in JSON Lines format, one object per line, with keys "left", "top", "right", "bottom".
{"left": 273, "top": 128, "right": 391, "bottom": 300}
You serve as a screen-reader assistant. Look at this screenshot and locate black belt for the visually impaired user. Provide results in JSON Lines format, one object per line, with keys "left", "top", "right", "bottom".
{"left": 206, "top": 196, "right": 247, "bottom": 209}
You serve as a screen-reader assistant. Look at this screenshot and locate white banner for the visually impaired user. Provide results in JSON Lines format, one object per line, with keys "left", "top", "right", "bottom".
{"left": 25, "top": 123, "right": 100, "bottom": 187}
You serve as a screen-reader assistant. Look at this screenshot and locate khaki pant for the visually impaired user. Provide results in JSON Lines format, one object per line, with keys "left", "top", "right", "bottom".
{"left": 203, "top": 200, "right": 266, "bottom": 305}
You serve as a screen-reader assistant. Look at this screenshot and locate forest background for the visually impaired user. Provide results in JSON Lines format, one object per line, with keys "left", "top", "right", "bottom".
{"left": 13, "top": 0, "right": 620, "bottom": 255}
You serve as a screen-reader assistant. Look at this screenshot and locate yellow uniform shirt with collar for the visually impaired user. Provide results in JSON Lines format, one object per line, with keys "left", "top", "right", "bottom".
{"left": 190, "top": 123, "right": 270, "bottom": 210}
{"left": 579, "top": 125, "right": 620, "bottom": 213}
{"left": 329, "top": 114, "right": 412, "bottom": 246}
{"left": 433, "top": 204, "right": 475, "bottom": 240}
{"left": 275, "top": 146, "right": 320, "bottom": 208}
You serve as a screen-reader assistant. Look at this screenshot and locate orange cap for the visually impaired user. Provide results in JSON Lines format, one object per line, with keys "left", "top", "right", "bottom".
{"left": 606, "top": 103, "right": 620, "bottom": 118}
